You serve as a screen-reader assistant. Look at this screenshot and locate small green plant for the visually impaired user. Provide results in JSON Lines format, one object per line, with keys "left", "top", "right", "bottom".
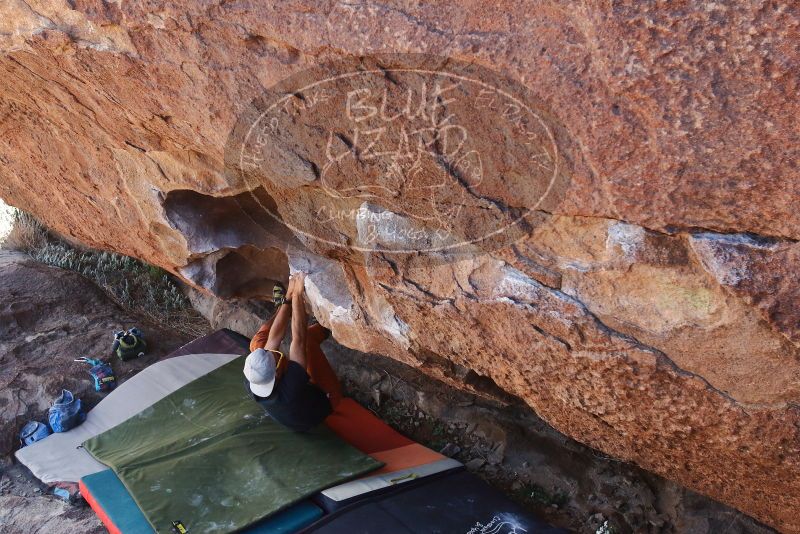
{"left": 431, "top": 420, "right": 447, "bottom": 437}
{"left": 380, "top": 402, "right": 407, "bottom": 428}
{"left": 596, "top": 520, "right": 617, "bottom": 534}
{"left": 515, "top": 482, "right": 569, "bottom": 508}
{"left": 428, "top": 420, "right": 450, "bottom": 451}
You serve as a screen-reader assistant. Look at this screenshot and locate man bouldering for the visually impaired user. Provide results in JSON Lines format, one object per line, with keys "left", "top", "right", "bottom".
{"left": 243, "top": 273, "right": 343, "bottom": 431}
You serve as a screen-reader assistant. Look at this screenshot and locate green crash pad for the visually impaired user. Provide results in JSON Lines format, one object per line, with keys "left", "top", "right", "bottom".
{"left": 83, "top": 356, "right": 382, "bottom": 534}
{"left": 80, "top": 469, "right": 323, "bottom": 534}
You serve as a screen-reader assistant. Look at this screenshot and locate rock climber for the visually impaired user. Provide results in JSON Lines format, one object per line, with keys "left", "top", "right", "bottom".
{"left": 242, "top": 272, "right": 343, "bottom": 431}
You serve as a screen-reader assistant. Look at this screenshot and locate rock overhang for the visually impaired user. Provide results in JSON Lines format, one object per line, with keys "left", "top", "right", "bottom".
{"left": 1, "top": 2, "right": 799, "bottom": 530}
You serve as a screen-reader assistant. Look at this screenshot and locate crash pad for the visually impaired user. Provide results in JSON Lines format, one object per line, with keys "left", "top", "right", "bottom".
{"left": 83, "top": 355, "right": 382, "bottom": 534}
{"left": 305, "top": 469, "right": 567, "bottom": 533}
{"left": 314, "top": 457, "right": 462, "bottom": 512}
{"left": 80, "top": 469, "right": 323, "bottom": 534}
{"left": 15, "top": 352, "right": 239, "bottom": 483}
{"left": 15, "top": 329, "right": 250, "bottom": 484}
{"left": 369, "top": 443, "right": 447, "bottom": 474}
{"left": 324, "top": 398, "right": 414, "bottom": 454}
{"left": 316, "top": 396, "right": 458, "bottom": 511}
{"left": 168, "top": 328, "right": 251, "bottom": 358}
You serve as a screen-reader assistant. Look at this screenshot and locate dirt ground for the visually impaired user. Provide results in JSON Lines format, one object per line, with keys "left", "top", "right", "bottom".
{"left": 0, "top": 250, "right": 194, "bottom": 533}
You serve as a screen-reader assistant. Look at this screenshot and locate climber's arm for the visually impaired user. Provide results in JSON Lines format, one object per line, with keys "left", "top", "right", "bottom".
{"left": 264, "top": 298, "right": 292, "bottom": 352}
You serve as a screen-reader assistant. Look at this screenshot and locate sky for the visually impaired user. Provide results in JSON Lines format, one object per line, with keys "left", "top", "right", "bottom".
{"left": 0, "top": 198, "right": 15, "bottom": 243}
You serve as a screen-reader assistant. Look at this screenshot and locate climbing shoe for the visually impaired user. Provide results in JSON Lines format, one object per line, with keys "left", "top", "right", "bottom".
{"left": 273, "top": 284, "right": 288, "bottom": 306}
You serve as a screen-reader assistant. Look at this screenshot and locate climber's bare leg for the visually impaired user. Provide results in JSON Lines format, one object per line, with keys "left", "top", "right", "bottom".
{"left": 288, "top": 273, "right": 308, "bottom": 368}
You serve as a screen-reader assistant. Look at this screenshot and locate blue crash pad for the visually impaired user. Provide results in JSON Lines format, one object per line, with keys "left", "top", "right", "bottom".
{"left": 80, "top": 469, "right": 323, "bottom": 534}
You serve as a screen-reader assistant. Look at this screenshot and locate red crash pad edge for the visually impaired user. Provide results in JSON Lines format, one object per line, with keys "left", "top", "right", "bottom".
{"left": 80, "top": 478, "right": 122, "bottom": 534}
{"left": 324, "top": 398, "right": 414, "bottom": 455}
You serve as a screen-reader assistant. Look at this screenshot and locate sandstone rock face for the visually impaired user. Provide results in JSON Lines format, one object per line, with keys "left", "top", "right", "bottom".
{"left": 1, "top": 2, "right": 798, "bottom": 531}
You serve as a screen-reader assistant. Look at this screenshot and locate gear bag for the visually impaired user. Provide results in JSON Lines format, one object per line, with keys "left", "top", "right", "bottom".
{"left": 112, "top": 328, "right": 147, "bottom": 361}
{"left": 48, "top": 389, "right": 86, "bottom": 433}
{"left": 19, "top": 421, "right": 51, "bottom": 447}
{"left": 75, "top": 357, "right": 116, "bottom": 392}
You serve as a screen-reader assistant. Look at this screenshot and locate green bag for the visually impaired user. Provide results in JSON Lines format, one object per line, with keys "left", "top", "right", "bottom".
{"left": 112, "top": 328, "right": 147, "bottom": 361}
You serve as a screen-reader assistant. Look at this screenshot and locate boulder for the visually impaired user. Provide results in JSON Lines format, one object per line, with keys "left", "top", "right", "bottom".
{"left": 1, "top": 2, "right": 798, "bottom": 530}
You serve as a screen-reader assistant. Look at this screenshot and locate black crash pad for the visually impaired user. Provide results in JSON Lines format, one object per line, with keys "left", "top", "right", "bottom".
{"left": 304, "top": 469, "right": 566, "bottom": 534}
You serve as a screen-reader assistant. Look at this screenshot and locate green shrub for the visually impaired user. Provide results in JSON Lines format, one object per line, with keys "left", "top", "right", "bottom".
{"left": 515, "top": 482, "right": 569, "bottom": 508}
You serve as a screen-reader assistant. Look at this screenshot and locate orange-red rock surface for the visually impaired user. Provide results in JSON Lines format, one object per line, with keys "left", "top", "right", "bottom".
{"left": 1, "top": 1, "right": 798, "bottom": 530}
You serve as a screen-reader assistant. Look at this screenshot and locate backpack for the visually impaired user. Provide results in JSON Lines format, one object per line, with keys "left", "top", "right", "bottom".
{"left": 48, "top": 389, "right": 86, "bottom": 433}
{"left": 75, "top": 357, "right": 116, "bottom": 392}
{"left": 112, "top": 328, "right": 147, "bottom": 361}
{"left": 19, "top": 421, "right": 51, "bottom": 447}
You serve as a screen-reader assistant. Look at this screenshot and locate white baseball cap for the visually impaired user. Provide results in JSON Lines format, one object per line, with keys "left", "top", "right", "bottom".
{"left": 243, "top": 348, "right": 277, "bottom": 398}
